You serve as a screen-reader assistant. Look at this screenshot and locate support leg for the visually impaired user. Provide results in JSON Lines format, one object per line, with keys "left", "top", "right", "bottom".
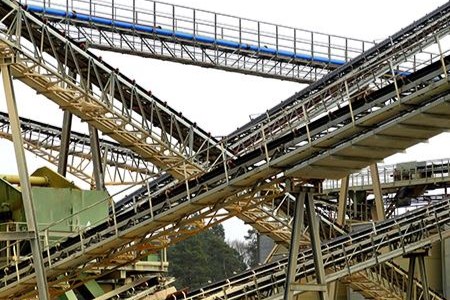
{"left": 417, "top": 255, "right": 430, "bottom": 300}
{"left": 370, "top": 164, "right": 385, "bottom": 221}
{"left": 406, "top": 257, "right": 416, "bottom": 300}
{"left": 89, "top": 125, "right": 105, "bottom": 190}
{"left": 329, "top": 175, "right": 349, "bottom": 300}
{"left": 306, "top": 193, "right": 329, "bottom": 300}
{"left": 337, "top": 175, "right": 349, "bottom": 227}
{"left": 1, "top": 64, "right": 49, "bottom": 299}
{"left": 58, "top": 110, "right": 72, "bottom": 176}
{"left": 284, "top": 192, "right": 306, "bottom": 300}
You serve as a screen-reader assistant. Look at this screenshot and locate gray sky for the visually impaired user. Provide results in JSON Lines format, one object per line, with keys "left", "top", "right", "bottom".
{"left": 0, "top": 0, "right": 449, "bottom": 241}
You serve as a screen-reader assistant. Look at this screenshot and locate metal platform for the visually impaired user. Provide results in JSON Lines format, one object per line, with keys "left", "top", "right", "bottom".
{"left": 324, "top": 158, "right": 450, "bottom": 193}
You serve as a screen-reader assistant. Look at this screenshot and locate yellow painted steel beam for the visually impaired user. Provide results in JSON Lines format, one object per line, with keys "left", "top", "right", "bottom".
{"left": 0, "top": 174, "right": 49, "bottom": 186}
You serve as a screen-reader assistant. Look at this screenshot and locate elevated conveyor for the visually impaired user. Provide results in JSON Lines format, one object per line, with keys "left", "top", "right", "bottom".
{"left": 20, "top": 0, "right": 367, "bottom": 83}
{"left": 226, "top": 2, "right": 449, "bottom": 154}
{"left": 1, "top": 35, "right": 450, "bottom": 300}
{"left": 1, "top": 1, "right": 450, "bottom": 298}
{"left": 0, "top": 0, "right": 225, "bottom": 182}
{"left": 180, "top": 199, "right": 450, "bottom": 300}
{"left": 0, "top": 111, "right": 158, "bottom": 186}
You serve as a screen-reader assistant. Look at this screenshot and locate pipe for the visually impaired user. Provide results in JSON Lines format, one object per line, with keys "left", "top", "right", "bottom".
{"left": 0, "top": 175, "right": 49, "bottom": 186}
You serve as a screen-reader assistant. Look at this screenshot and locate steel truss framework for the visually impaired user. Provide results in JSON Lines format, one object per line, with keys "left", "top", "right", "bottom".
{"left": 20, "top": 0, "right": 368, "bottom": 83}
{"left": 181, "top": 197, "right": 450, "bottom": 300}
{"left": 0, "top": 111, "right": 158, "bottom": 186}
{"left": 0, "top": 0, "right": 450, "bottom": 299}
{"left": 0, "top": 111, "right": 300, "bottom": 245}
{"left": 0, "top": 0, "right": 226, "bottom": 182}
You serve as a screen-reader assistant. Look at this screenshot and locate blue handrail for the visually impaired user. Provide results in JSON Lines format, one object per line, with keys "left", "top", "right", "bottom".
{"left": 26, "top": 4, "right": 346, "bottom": 66}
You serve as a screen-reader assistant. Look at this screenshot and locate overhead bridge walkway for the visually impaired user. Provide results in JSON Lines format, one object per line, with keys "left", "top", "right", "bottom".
{"left": 0, "top": 0, "right": 450, "bottom": 298}
{"left": 21, "top": 0, "right": 439, "bottom": 85}
{"left": 21, "top": 0, "right": 364, "bottom": 83}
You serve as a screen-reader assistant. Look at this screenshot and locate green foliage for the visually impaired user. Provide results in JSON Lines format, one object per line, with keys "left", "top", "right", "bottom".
{"left": 244, "top": 229, "right": 259, "bottom": 268}
{"left": 167, "top": 224, "right": 246, "bottom": 290}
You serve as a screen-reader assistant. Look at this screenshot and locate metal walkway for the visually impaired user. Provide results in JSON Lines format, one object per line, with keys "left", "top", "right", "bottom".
{"left": 324, "top": 158, "right": 450, "bottom": 193}
{"left": 0, "top": 0, "right": 225, "bottom": 182}
{"left": 181, "top": 198, "right": 450, "bottom": 300}
{"left": 0, "top": 0, "right": 450, "bottom": 298}
{"left": 20, "top": 0, "right": 369, "bottom": 83}
{"left": 0, "top": 111, "right": 157, "bottom": 186}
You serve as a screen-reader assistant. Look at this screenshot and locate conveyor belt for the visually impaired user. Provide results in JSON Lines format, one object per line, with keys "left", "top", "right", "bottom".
{"left": 23, "top": 0, "right": 439, "bottom": 157}
{"left": 1, "top": 36, "right": 450, "bottom": 299}
{"left": 227, "top": 1, "right": 450, "bottom": 153}
{"left": 0, "top": 111, "right": 158, "bottom": 185}
{"left": 0, "top": 0, "right": 224, "bottom": 181}
{"left": 20, "top": 0, "right": 364, "bottom": 83}
{"left": 181, "top": 199, "right": 450, "bottom": 300}
{"left": 1, "top": 1, "right": 450, "bottom": 297}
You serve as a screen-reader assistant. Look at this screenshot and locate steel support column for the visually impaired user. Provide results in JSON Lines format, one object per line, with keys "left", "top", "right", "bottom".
{"left": 329, "top": 175, "right": 350, "bottom": 300}
{"left": 305, "top": 192, "right": 329, "bottom": 300}
{"left": 89, "top": 125, "right": 105, "bottom": 190}
{"left": 58, "top": 110, "right": 72, "bottom": 176}
{"left": 337, "top": 175, "right": 349, "bottom": 226}
{"left": 284, "top": 191, "right": 306, "bottom": 300}
{"left": 1, "top": 63, "right": 49, "bottom": 299}
{"left": 285, "top": 189, "right": 328, "bottom": 300}
{"left": 406, "top": 257, "right": 416, "bottom": 300}
{"left": 417, "top": 255, "right": 430, "bottom": 300}
{"left": 370, "top": 164, "right": 385, "bottom": 221}
{"left": 406, "top": 250, "right": 430, "bottom": 300}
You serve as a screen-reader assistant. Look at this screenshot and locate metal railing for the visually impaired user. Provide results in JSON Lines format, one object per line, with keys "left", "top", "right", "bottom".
{"left": 19, "top": 0, "right": 372, "bottom": 83}
{"left": 323, "top": 158, "right": 450, "bottom": 191}
{"left": 182, "top": 198, "right": 450, "bottom": 299}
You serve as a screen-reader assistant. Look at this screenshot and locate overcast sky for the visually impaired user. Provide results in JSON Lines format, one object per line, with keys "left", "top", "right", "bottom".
{"left": 0, "top": 0, "right": 449, "bottom": 241}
